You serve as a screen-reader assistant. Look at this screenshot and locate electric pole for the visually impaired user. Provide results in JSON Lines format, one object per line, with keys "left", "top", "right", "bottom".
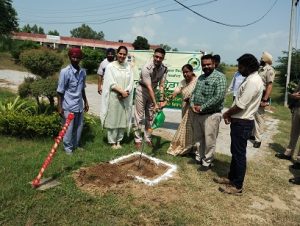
{"left": 284, "top": 0, "right": 299, "bottom": 107}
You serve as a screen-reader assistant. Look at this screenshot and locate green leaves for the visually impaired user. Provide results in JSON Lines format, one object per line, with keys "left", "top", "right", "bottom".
{"left": 132, "top": 36, "right": 150, "bottom": 50}
{"left": 20, "top": 48, "right": 63, "bottom": 78}
{"left": 70, "top": 24, "right": 104, "bottom": 40}
{"left": 81, "top": 48, "right": 105, "bottom": 74}
{"left": 0, "top": 96, "right": 30, "bottom": 113}
{"left": 0, "top": 112, "right": 61, "bottom": 137}
{"left": 0, "top": 0, "right": 18, "bottom": 37}
{"left": 287, "top": 81, "right": 298, "bottom": 94}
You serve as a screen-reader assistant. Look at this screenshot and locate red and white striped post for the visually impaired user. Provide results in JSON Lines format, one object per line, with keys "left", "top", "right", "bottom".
{"left": 32, "top": 113, "right": 75, "bottom": 188}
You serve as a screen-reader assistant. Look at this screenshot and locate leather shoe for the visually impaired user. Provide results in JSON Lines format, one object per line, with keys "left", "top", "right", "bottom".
{"left": 289, "top": 177, "right": 300, "bottom": 185}
{"left": 198, "top": 164, "right": 212, "bottom": 172}
{"left": 249, "top": 136, "right": 255, "bottom": 141}
{"left": 291, "top": 162, "right": 300, "bottom": 170}
{"left": 275, "top": 153, "right": 292, "bottom": 160}
{"left": 213, "top": 177, "right": 231, "bottom": 185}
{"left": 253, "top": 141, "right": 261, "bottom": 148}
{"left": 219, "top": 184, "right": 242, "bottom": 195}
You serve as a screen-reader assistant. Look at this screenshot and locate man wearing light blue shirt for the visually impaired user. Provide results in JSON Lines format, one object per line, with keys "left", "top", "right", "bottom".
{"left": 57, "top": 48, "right": 89, "bottom": 154}
{"left": 228, "top": 71, "right": 245, "bottom": 100}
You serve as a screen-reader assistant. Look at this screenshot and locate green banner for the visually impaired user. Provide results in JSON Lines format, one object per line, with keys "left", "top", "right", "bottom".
{"left": 128, "top": 50, "right": 204, "bottom": 109}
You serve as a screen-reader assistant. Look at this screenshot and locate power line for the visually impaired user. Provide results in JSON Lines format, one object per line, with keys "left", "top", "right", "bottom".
{"left": 91, "top": 0, "right": 218, "bottom": 25}
{"left": 15, "top": 0, "right": 143, "bottom": 14}
{"left": 18, "top": 0, "right": 163, "bottom": 19}
{"left": 173, "top": 0, "right": 278, "bottom": 27}
{"left": 18, "top": 0, "right": 218, "bottom": 25}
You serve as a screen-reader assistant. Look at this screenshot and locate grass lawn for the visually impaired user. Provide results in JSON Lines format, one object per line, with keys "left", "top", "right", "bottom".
{"left": 1, "top": 64, "right": 300, "bottom": 225}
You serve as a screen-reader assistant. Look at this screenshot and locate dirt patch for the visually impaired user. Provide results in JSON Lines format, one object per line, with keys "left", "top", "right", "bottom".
{"left": 76, "top": 163, "right": 133, "bottom": 188}
{"left": 74, "top": 155, "right": 171, "bottom": 195}
{"left": 0, "top": 79, "right": 17, "bottom": 91}
{"left": 0, "top": 78, "right": 13, "bottom": 84}
{"left": 116, "top": 155, "right": 169, "bottom": 179}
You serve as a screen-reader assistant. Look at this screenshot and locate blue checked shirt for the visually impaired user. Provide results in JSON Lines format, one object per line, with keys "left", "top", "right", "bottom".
{"left": 191, "top": 69, "right": 227, "bottom": 113}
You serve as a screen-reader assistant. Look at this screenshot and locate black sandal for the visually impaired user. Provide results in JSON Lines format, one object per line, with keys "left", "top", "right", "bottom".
{"left": 289, "top": 177, "right": 300, "bottom": 185}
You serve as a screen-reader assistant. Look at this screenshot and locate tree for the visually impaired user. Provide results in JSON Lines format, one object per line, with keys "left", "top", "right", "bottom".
{"left": 19, "top": 48, "right": 63, "bottom": 107}
{"left": 70, "top": 24, "right": 104, "bottom": 40}
{"left": 31, "top": 24, "right": 39, "bottom": 33}
{"left": 21, "top": 24, "right": 31, "bottom": 33}
{"left": 20, "top": 48, "right": 63, "bottom": 79}
{"left": 217, "top": 62, "right": 227, "bottom": 74}
{"left": 160, "top": 44, "right": 171, "bottom": 51}
{"left": 10, "top": 40, "right": 40, "bottom": 62}
{"left": 276, "top": 48, "right": 300, "bottom": 86}
{"left": 81, "top": 48, "right": 105, "bottom": 74}
{"left": 38, "top": 27, "right": 45, "bottom": 34}
{"left": 159, "top": 43, "right": 178, "bottom": 52}
{"left": 0, "top": 0, "right": 18, "bottom": 37}
{"left": 132, "top": 36, "right": 150, "bottom": 50}
{"left": 48, "top": 30, "right": 59, "bottom": 36}
{"left": 21, "top": 24, "right": 45, "bottom": 34}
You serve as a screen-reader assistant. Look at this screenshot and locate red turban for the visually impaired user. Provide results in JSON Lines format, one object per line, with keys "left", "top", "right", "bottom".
{"left": 68, "top": 48, "right": 83, "bottom": 58}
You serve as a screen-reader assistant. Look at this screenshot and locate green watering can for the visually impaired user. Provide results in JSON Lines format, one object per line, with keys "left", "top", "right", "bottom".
{"left": 151, "top": 110, "right": 165, "bottom": 130}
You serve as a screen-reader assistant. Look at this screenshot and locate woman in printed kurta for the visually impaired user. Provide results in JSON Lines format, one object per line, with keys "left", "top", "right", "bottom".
{"left": 166, "top": 64, "right": 197, "bottom": 156}
{"left": 100, "top": 46, "right": 134, "bottom": 149}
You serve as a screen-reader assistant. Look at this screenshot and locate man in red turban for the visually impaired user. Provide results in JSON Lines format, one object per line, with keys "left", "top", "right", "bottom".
{"left": 68, "top": 48, "right": 83, "bottom": 59}
{"left": 57, "top": 47, "right": 89, "bottom": 155}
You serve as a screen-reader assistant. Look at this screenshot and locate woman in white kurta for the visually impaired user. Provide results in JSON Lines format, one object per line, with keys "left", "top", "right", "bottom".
{"left": 100, "top": 46, "right": 133, "bottom": 149}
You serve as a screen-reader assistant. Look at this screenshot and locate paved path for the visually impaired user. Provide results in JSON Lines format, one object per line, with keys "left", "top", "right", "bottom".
{"left": 0, "top": 69, "right": 279, "bottom": 159}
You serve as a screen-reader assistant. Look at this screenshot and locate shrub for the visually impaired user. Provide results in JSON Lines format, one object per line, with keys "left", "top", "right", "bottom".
{"left": 18, "top": 76, "right": 58, "bottom": 107}
{"left": 0, "top": 112, "right": 95, "bottom": 138}
{"left": 218, "top": 63, "right": 227, "bottom": 74}
{"left": 10, "top": 40, "right": 40, "bottom": 62}
{"left": 31, "top": 77, "right": 58, "bottom": 107}
{"left": 81, "top": 48, "right": 105, "bottom": 74}
{"left": 0, "top": 112, "right": 61, "bottom": 137}
{"left": 19, "top": 48, "right": 62, "bottom": 107}
{"left": 18, "top": 77, "right": 34, "bottom": 98}
{"left": 20, "top": 48, "right": 63, "bottom": 78}
{"left": 0, "top": 96, "right": 95, "bottom": 138}
{"left": 0, "top": 96, "right": 33, "bottom": 113}
{"left": 0, "top": 36, "right": 14, "bottom": 52}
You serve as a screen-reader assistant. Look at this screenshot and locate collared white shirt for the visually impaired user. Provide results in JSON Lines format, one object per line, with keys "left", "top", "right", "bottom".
{"left": 232, "top": 71, "right": 263, "bottom": 120}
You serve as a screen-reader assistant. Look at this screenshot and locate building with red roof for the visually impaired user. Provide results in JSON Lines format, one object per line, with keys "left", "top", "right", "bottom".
{"left": 11, "top": 32, "right": 160, "bottom": 51}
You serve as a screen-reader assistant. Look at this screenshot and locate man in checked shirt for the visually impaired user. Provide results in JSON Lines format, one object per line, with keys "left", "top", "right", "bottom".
{"left": 191, "top": 54, "right": 227, "bottom": 171}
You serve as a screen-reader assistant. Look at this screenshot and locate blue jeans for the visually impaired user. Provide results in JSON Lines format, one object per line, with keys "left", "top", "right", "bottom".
{"left": 63, "top": 111, "right": 84, "bottom": 153}
{"left": 228, "top": 119, "right": 254, "bottom": 189}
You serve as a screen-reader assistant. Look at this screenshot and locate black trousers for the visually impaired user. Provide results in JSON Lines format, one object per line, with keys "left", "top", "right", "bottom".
{"left": 228, "top": 119, "right": 254, "bottom": 189}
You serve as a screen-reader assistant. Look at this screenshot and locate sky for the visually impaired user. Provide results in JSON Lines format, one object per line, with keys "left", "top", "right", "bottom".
{"left": 11, "top": 0, "right": 298, "bottom": 65}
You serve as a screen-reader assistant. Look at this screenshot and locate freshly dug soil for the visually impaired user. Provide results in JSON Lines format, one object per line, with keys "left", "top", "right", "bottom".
{"left": 116, "top": 155, "right": 169, "bottom": 179}
{"left": 75, "top": 155, "right": 170, "bottom": 189}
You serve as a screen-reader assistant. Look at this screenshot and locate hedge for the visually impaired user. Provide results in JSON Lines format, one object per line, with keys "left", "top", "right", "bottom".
{"left": 0, "top": 112, "right": 61, "bottom": 137}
